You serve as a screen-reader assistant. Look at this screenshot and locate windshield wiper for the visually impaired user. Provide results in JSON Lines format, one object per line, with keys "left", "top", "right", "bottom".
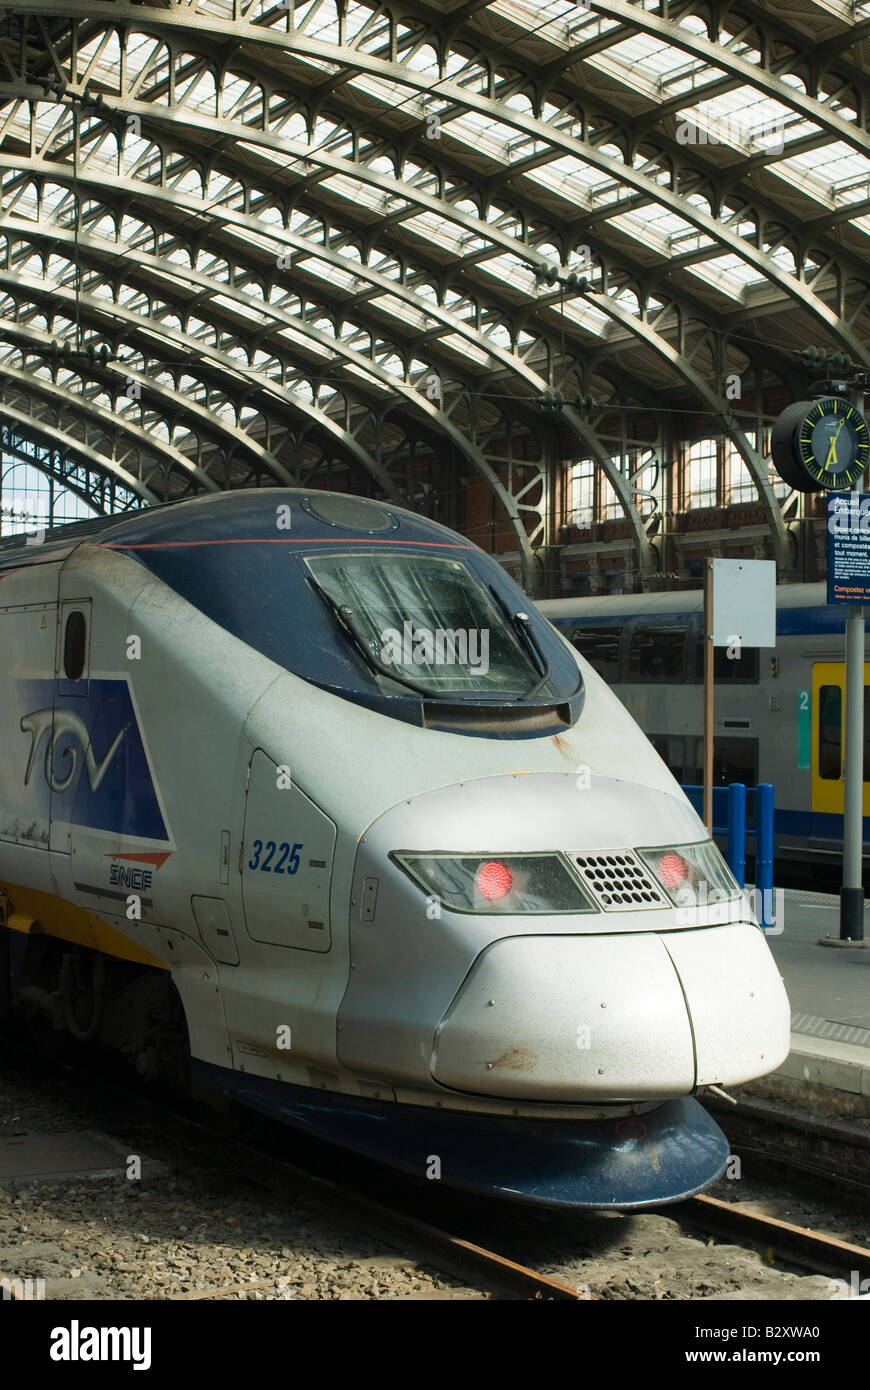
{"left": 307, "top": 577, "right": 434, "bottom": 697}
{"left": 487, "top": 587, "right": 552, "bottom": 700}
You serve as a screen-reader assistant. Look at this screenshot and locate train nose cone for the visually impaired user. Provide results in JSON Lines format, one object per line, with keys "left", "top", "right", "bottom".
{"left": 432, "top": 924, "right": 789, "bottom": 1101}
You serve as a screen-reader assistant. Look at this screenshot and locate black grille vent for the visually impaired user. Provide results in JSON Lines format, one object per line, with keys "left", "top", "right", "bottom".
{"left": 574, "top": 852, "right": 664, "bottom": 911}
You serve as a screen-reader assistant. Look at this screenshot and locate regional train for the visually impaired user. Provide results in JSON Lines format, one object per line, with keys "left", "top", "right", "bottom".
{"left": 0, "top": 490, "right": 790, "bottom": 1208}
{"left": 538, "top": 584, "right": 870, "bottom": 876}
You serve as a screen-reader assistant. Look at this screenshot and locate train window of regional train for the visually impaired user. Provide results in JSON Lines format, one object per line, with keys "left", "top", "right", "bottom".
{"left": 628, "top": 624, "right": 685, "bottom": 681}
{"left": 818, "top": 686, "right": 842, "bottom": 780}
{"left": 713, "top": 737, "right": 758, "bottom": 788}
{"left": 817, "top": 688, "right": 870, "bottom": 779}
{"left": 650, "top": 735, "right": 686, "bottom": 781}
{"left": 571, "top": 625, "right": 622, "bottom": 680}
{"left": 691, "top": 638, "right": 759, "bottom": 682}
{"left": 63, "top": 609, "right": 87, "bottom": 681}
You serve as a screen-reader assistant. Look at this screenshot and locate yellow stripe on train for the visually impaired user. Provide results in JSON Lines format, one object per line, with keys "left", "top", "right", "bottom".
{"left": 1, "top": 881, "right": 168, "bottom": 971}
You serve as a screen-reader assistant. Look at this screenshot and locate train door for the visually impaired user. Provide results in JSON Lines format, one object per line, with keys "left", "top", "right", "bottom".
{"left": 240, "top": 749, "right": 335, "bottom": 952}
{"left": 810, "top": 662, "right": 870, "bottom": 834}
{"left": 0, "top": 599, "right": 57, "bottom": 849}
{"left": 49, "top": 601, "right": 93, "bottom": 853}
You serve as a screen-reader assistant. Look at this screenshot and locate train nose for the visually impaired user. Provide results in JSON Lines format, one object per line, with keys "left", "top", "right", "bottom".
{"left": 431, "top": 923, "right": 790, "bottom": 1102}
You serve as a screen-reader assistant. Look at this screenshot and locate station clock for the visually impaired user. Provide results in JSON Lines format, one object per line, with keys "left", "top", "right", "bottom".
{"left": 771, "top": 396, "right": 870, "bottom": 491}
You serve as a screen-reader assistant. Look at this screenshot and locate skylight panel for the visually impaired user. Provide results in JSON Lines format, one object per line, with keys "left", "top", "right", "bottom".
{"left": 341, "top": 363, "right": 395, "bottom": 392}
{"left": 604, "top": 203, "right": 704, "bottom": 256}
{"left": 676, "top": 90, "right": 809, "bottom": 154}
{"left": 551, "top": 296, "right": 611, "bottom": 337}
{"left": 210, "top": 292, "right": 271, "bottom": 326}
{"left": 367, "top": 293, "right": 430, "bottom": 332}
{"left": 223, "top": 225, "right": 284, "bottom": 255}
{"left": 488, "top": 0, "right": 599, "bottom": 42}
{"left": 770, "top": 142, "right": 870, "bottom": 205}
{"left": 438, "top": 333, "right": 492, "bottom": 366}
{"left": 318, "top": 172, "right": 390, "bottom": 212}
{"left": 686, "top": 253, "right": 766, "bottom": 298}
{"left": 277, "top": 325, "right": 332, "bottom": 360}
{"left": 304, "top": 0, "right": 342, "bottom": 44}
{"left": 347, "top": 71, "right": 422, "bottom": 114}
{"left": 522, "top": 154, "right": 613, "bottom": 206}
{"left": 402, "top": 210, "right": 465, "bottom": 253}
{"left": 302, "top": 258, "right": 369, "bottom": 294}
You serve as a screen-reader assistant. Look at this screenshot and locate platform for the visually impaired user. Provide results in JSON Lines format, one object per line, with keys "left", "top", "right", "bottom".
{"left": 743, "top": 887, "right": 870, "bottom": 1116}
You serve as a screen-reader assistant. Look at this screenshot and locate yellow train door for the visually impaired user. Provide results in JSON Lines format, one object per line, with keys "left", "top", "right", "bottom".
{"left": 811, "top": 662, "right": 870, "bottom": 819}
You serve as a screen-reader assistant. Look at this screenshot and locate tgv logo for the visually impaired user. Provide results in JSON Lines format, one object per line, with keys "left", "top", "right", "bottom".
{"left": 20, "top": 708, "right": 129, "bottom": 794}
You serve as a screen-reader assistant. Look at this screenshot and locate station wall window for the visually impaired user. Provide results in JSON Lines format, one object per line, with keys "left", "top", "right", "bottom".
{"left": 628, "top": 623, "right": 686, "bottom": 681}
{"left": 571, "top": 625, "right": 623, "bottom": 681}
{"left": 727, "top": 434, "right": 756, "bottom": 504}
{"left": 686, "top": 439, "right": 717, "bottom": 509}
{"left": 567, "top": 460, "right": 594, "bottom": 527}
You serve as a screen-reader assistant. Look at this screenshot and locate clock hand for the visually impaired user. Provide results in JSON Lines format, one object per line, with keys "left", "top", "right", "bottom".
{"left": 825, "top": 419, "right": 846, "bottom": 469}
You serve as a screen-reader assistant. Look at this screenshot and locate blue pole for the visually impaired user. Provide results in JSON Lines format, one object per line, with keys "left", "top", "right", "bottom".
{"left": 757, "top": 782, "right": 774, "bottom": 931}
{"left": 727, "top": 783, "right": 746, "bottom": 890}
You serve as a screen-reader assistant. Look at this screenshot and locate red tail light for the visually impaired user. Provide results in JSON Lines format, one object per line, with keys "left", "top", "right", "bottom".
{"left": 476, "top": 860, "right": 514, "bottom": 901}
{"left": 657, "top": 852, "right": 688, "bottom": 889}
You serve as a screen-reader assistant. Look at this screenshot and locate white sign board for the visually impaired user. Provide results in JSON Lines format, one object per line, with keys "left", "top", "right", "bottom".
{"left": 711, "top": 558, "right": 776, "bottom": 648}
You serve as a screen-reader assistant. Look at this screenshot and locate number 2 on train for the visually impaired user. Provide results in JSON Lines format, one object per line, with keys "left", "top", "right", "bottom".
{"left": 248, "top": 840, "right": 303, "bottom": 873}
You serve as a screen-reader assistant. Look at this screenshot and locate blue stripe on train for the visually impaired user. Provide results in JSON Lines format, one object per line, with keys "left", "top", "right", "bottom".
{"left": 551, "top": 607, "right": 851, "bottom": 639}
{"left": 774, "top": 807, "right": 870, "bottom": 845}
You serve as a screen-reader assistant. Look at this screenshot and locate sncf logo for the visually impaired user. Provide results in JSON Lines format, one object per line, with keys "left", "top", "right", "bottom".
{"left": 110, "top": 864, "right": 153, "bottom": 891}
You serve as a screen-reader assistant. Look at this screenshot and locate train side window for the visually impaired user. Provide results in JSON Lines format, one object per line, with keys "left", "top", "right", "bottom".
{"left": 713, "top": 736, "right": 758, "bottom": 787}
{"left": 63, "top": 610, "right": 87, "bottom": 681}
{"left": 571, "top": 625, "right": 623, "bottom": 680}
{"left": 650, "top": 734, "right": 686, "bottom": 782}
{"left": 688, "top": 737, "right": 756, "bottom": 787}
{"left": 692, "top": 636, "right": 759, "bottom": 682}
{"left": 629, "top": 624, "right": 686, "bottom": 681}
{"left": 715, "top": 646, "right": 759, "bottom": 681}
{"left": 818, "top": 685, "right": 842, "bottom": 780}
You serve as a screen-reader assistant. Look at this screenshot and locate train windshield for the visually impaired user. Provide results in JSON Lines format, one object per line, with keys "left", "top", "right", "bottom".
{"left": 305, "top": 553, "right": 540, "bottom": 696}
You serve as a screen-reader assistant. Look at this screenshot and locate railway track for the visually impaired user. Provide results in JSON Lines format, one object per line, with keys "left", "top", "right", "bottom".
{"left": 705, "top": 1089, "right": 870, "bottom": 1204}
{"left": 681, "top": 1194, "right": 870, "bottom": 1285}
{"left": 3, "top": 1037, "right": 869, "bottom": 1299}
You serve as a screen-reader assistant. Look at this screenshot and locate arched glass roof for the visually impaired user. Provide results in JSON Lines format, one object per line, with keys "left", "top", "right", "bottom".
{"left": 0, "top": 0, "right": 867, "bottom": 581}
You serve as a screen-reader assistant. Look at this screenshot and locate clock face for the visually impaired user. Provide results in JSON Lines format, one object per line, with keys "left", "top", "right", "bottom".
{"left": 797, "top": 397, "right": 870, "bottom": 488}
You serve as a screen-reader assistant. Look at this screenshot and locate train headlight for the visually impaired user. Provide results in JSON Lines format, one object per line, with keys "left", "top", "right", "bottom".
{"left": 475, "top": 860, "right": 514, "bottom": 901}
{"left": 391, "top": 853, "right": 595, "bottom": 915}
{"left": 638, "top": 841, "right": 742, "bottom": 912}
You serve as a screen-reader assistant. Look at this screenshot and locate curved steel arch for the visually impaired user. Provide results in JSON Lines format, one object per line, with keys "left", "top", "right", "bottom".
{"left": 0, "top": 0, "right": 864, "bottom": 580}
{"left": 0, "top": 432, "right": 141, "bottom": 519}
{"left": 0, "top": 138, "right": 765, "bottom": 573}
{"left": 0, "top": 393, "right": 159, "bottom": 504}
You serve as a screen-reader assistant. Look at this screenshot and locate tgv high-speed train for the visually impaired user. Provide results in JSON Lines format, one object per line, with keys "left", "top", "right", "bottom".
{"left": 0, "top": 490, "right": 790, "bottom": 1208}
{"left": 538, "top": 584, "right": 870, "bottom": 875}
